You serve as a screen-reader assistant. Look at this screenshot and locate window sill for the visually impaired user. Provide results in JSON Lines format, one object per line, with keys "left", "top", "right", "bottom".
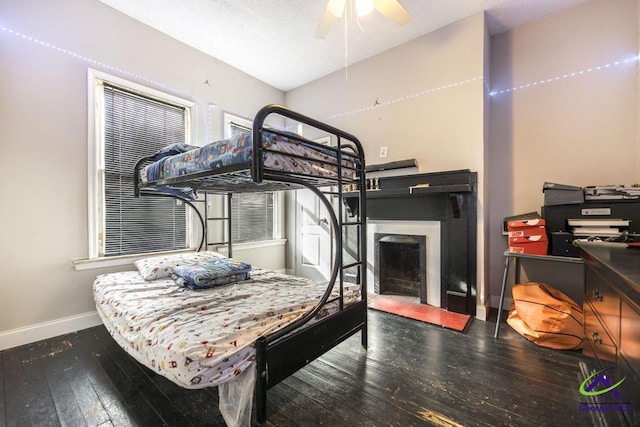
{"left": 72, "top": 240, "right": 287, "bottom": 271}
{"left": 72, "top": 249, "right": 196, "bottom": 271}
{"left": 212, "top": 238, "right": 287, "bottom": 255}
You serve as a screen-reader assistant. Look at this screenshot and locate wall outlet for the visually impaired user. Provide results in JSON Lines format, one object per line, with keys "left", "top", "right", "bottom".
{"left": 379, "top": 146, "right": 388, "bottom": 158}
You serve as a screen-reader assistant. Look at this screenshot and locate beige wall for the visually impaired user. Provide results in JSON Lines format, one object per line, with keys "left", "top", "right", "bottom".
{"left": 286, "top": 13, "right": 490, "bottom": 318}
{"left": 488, "top": 0, "right": 639, "bottom": 307}
{"left": 286, "top": 14, "right": 486, "bottom": 173}
{"left": 0, "top": 0, "right": 284, "bottom": 348}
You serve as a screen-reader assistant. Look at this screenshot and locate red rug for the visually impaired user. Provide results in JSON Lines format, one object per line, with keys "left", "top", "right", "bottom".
{"left": 367, "top": 293, "right": 471, "bottom": 332}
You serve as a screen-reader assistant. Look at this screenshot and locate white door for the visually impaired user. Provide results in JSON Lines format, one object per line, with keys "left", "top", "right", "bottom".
{"left": 295, "top": 188, "right": 333, "bottom": 282}
{"left": 295, "top": 136, "right": 334, "bottom": 281}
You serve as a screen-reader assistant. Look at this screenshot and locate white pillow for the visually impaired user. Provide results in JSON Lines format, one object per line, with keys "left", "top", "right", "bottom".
{"left": 134, "top": 251, "right": 226, "bottom": 281}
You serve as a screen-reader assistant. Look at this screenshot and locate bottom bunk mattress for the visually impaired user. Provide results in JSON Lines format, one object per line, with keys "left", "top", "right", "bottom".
{"left": 94, "top": 268, "right": 360, "bottom": 390}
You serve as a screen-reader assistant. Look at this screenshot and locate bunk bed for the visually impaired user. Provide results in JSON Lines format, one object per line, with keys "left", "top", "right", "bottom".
{"left": 93, "top": 104, "right": 367, "bottom": 425}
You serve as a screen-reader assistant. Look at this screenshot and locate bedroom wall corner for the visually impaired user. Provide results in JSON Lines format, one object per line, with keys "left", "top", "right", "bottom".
{"left": 477, "top": 13, "right": 492, "bottom": 322}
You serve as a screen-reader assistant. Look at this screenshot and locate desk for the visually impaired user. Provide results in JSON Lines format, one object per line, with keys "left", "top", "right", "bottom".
{"left": 494, "top": 251, "right": 584, "bottom": 338}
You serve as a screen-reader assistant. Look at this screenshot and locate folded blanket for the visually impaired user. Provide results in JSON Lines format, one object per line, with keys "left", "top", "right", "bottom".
{"left": 172, "top": 258, "right": 252, "bottom": 289}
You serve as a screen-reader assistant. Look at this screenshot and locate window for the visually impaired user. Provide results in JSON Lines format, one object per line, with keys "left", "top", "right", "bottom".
{"left": 88, "top": 70, "right": 193, "bottom": 258}
{"left": 223, "top": 113, "right": 278, "bottom": 244}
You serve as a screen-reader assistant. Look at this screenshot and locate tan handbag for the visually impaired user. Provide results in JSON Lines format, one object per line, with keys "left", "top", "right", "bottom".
{"left": 507, "top": 282, "right": 584, "bottom": 350}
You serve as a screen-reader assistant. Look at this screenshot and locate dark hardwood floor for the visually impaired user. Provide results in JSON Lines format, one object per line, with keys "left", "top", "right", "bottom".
{"left": 1, "top": 309, "right": 599, "bottom": 426}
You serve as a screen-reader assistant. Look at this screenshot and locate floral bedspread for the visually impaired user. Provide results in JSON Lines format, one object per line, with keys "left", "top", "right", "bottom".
{"left": 94, "top": 269, "right": 360, "bottom": 389}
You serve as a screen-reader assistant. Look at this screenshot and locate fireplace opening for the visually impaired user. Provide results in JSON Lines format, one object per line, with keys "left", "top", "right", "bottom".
{"left": 374, "top": 233, "right": 427, "bottom": 303}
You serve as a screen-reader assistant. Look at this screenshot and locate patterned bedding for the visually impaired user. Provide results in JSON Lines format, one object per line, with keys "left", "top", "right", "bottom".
{"left": 94, "top": 268, "right": 360, "bottom": 389}
{"left": 172, "top": 258, "right": 253, "bottom": 289}
{"left": 140, "top": 131, "right": 357, "bottom": 184}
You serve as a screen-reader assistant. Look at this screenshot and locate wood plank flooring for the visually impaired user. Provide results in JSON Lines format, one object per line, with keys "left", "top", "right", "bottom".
{"left": 1, "top": 310, "right": 600, "bottom": 426}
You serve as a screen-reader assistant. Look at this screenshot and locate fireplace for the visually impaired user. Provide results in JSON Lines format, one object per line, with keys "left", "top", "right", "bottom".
{"left": 349, "top": 169, "right": 477, "bottom": 314}
{"left": 368, "top": 221, "right": 441, "bottom": 306}
{"left": 376, "top": 234, "right": 424, "bottom": 299}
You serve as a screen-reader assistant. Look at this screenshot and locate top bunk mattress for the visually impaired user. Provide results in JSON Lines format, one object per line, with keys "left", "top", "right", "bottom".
{"left": 94, "top": 268, "right": 360, "bottom": 390}
{"left": 140, "top": 131, "right": 359, "bottom": 188}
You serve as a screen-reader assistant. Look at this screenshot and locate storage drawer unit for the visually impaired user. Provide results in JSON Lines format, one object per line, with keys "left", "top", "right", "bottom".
{"left": 585, "top": 267, "right": 620, "bottom": 345}
{"left": 578, "top": 242, "right": 640, "bottom": 426}
{"left": 621, "top": 299, "right": 640, "bottom": 380}
{"left": 584, "top": 301, "right": 617, "bottom": 364}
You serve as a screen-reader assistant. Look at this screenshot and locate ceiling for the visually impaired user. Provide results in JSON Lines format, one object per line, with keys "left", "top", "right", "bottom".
{"left": 99, "top": 0, "right": 591, "bottom": 91}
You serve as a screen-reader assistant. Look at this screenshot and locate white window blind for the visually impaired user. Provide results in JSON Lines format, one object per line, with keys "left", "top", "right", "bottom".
{"left": 226, "top": 116, "right": 276, "bottom": 244}
{"left": 231, "top": 192, "right": 275, "bottom": 243}
{"left": 102, "top": 83, "right": 188, "bottom": 256}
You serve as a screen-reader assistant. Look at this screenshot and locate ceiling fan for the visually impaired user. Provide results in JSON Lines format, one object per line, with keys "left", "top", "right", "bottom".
{"left": 315, "top": 0, "right": 412, "bottom": 38}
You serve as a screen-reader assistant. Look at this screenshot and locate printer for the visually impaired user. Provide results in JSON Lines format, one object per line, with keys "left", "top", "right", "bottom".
{"left": 541, "top": 183, "right": 640, "bottom": 257}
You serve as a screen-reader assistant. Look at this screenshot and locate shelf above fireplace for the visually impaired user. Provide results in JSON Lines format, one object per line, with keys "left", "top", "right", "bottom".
{"left": 345, "top": 183, "right": 473, "bottom": 199}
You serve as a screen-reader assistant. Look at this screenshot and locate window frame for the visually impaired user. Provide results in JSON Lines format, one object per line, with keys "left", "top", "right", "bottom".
{"left": 222, "top": 112, "right": 283, "bottom": 245}
{"left": 86, "top": 69, "right": 196, "bottom": 262}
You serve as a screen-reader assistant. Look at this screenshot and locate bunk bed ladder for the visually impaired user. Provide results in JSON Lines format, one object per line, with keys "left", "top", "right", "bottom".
{"left": 338, "top": 188, "right": 368, "bottom": 349}
{"left": 203, "top": 192, "right": 233, "bottom": 257}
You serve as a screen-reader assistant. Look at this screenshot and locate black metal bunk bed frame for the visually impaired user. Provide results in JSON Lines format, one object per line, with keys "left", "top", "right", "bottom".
{"left": 133, "top": 104, "right": 367, "bottom": 424}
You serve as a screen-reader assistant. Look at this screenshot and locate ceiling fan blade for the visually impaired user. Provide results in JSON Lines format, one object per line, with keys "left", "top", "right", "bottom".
{"left": 373, "top": 0, "right": 411, "bottom": 25}
{"left": 315, "top": 8, "right": 337, "bottom": 38}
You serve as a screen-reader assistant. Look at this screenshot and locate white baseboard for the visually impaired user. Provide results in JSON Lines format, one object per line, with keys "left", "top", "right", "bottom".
{"left": 491, "top": 295, "right": 513, "bottom": 312}
{"left": 475, "top": 302, "right": 489, "bottom": 321}
{"left": 0, "top": 311, "right": 102, "bottom": 351}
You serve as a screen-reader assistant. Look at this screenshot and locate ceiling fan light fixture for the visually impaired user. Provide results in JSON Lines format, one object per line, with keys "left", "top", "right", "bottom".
{"left": 316, "top": 0, "right": 411, "bottom": 38}
{"left": 356, "top": 0, "right": 374, "bottom": 16}
{"left": 327, "top": 0, "right": 346, "bottom": 17}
